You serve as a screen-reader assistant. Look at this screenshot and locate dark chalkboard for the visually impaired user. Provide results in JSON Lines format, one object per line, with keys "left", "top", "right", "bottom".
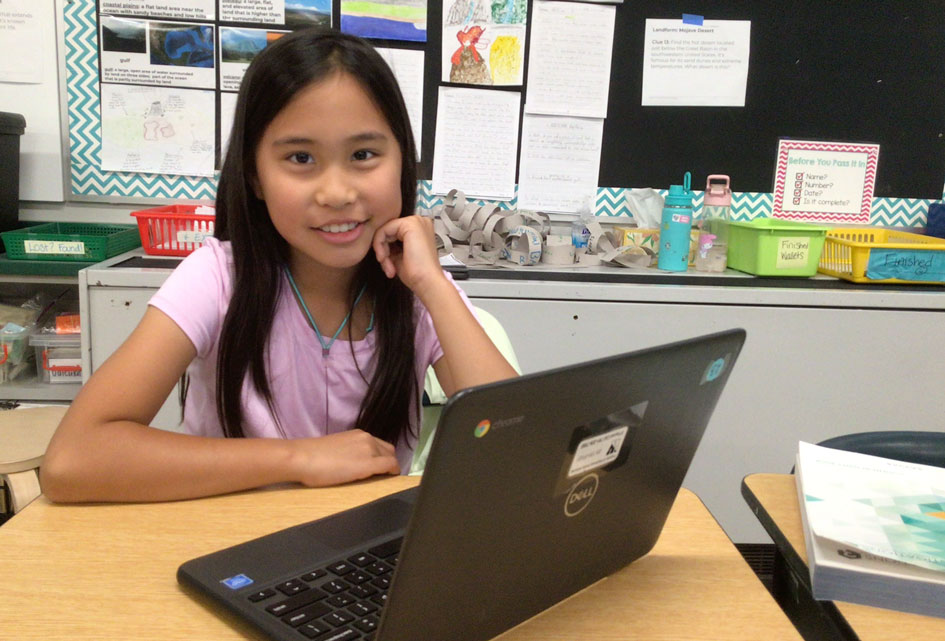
{"left": 407, "top": 1, "right": 945, "bottom": 199}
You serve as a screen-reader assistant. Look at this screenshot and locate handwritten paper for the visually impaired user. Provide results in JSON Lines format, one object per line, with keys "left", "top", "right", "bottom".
{"left": 866, "top": 250, "right": 945, "bottom": 283}
{"left": 642, "top": 19, "right": 751, "bottom": 107}
{"left": 376, "top": 47, "right": 425, "bottom": 158}
{"left": 219, "top": 91, "right": 239, "bottom": 159}
{"left": 517, "top": 114, "right": 603, "bottom": 213}
{"left": 100, "top": 84, "right": 216, "bottom": 177}
{"left": 432, "top": 87, "right": 521, "bottom": 200}
{"left": 524, "top": 1, "right": 616, "bottom": 118}
{"left": 775, "top": 237, "right": 811, "bottom": 269}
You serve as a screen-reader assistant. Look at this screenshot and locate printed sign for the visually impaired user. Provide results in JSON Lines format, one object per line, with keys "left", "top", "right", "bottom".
{"left": 568, "top": 425, "right": 628, "bottom": 478}
{"left": 48, "top": 359, "right": 82, "bottom": 384}
{"left": 772, "top": 139, "right": 879, "bottom": 224}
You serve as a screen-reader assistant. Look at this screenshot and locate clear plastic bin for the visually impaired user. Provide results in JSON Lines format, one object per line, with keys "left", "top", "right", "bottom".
{"left": 29, "top": 332, "right": 81, "bottom": 384}
{"left": 0, "top": 323, "right": 34, "bottom": 383}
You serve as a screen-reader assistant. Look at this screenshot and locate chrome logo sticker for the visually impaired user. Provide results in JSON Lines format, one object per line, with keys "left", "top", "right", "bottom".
{"left": 474, "top": 420, "right": 491, "bottom": 438}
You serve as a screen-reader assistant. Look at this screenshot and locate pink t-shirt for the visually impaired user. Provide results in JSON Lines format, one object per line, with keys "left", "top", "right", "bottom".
{"left": 149, "top": 238, "right": 466, "bottom": 472}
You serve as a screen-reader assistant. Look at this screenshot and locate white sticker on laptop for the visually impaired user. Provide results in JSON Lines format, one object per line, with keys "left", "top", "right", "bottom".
{"left": 567, "top": 425, "right": 629, "bottom": 478}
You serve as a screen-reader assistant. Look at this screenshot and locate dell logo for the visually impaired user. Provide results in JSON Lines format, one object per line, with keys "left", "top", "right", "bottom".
{"left": 564, "top": 473, "right": 599, "bottom": 517}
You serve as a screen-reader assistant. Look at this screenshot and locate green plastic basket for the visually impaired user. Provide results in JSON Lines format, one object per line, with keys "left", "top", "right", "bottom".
{"left": 726, "top": 218, "right": 830, "bottom": 277}
{"left": 0, "top": 223, "right": 141, "bottom": 262}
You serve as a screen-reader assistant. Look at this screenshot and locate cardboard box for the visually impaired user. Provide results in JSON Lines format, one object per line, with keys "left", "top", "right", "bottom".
{"left": 613, "top": 226, "right": 660, "bottom": 252}
{"left": 613, "top": 226, "right": 702, "bottom": 265}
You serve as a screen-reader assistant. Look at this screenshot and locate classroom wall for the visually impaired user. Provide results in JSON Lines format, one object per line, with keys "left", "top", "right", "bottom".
{"left": 11, "top": 1, "right": 945, "bottom": 229}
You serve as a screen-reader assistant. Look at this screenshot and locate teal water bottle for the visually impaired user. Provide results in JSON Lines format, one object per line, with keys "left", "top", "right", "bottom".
{"left": 657, "top": 171, "right": 694, "bottom": 272}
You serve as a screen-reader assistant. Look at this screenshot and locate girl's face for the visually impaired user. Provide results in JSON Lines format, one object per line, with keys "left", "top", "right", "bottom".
{"left": 253, "top": 71, "right": 403, "bottom": 277}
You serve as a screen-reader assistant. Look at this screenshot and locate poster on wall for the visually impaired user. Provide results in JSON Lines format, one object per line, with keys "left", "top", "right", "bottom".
{"left": 341, "top": 0, "right": 426, "bottom": 42}
{"left": 641, "top": 18, "right": 751, "bottom": 107}
{"left": 99, "top": 84, "right": 216, "bottom": 176}
{"left": 772, "top": 139, "right": 879, "bottom": 224}
{"left": 524, "top": 1, "right": 615, "bottom": 118}
{"left": 89, "top": 0, "right": 427, "bottom": 191}
{"left": 440, "top": 0, "right": 526, "bottom": 86}
{"left": 99, "top": 16, "right": 216, "bottom": 89}
{"left": 0, "top": 0, "right": 44, "bottom": 84}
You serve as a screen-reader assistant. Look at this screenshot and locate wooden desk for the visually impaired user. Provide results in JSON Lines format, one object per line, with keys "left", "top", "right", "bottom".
{"left": 0, "top": 477, "right": 801, "bottom": 640}
{"left": 742, "top": 473, "right": 945, "bottom": 641}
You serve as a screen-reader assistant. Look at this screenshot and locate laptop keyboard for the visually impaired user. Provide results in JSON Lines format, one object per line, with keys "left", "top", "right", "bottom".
{"left": 245, "top": 536, "right": 402, "bottom": 641}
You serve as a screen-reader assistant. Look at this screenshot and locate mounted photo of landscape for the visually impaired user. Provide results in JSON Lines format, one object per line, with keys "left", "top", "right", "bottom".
{"left": 100, "top": 16, "right": 147, "bottom": 54}
{"left": 149, "top": 22, "right": 215, "bottom": 68}
{"left": 219, "top": 27, "right": 289, "bottom": 91}
{"left": 285, "top": 0, "right": 332, "bottom": 29}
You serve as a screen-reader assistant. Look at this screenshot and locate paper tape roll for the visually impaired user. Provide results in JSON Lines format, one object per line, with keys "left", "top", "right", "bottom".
{"left": 542, "top": 234, "right": 575, "bottom": 265}
{"left": 6, "top": 469, "right": 41, "bottom": 513}
{"left": 438, "top": 211, "right": 471, "bottom": 241}
{"left": 442, "top": 189, "right": 466, "bottom": 217}
{"left": 502, "top": 225, "right": 543, "bottom": 265}
{"left": 434, "top": 230, "right": 454, "bottom": 256}
{"left": 585, "top": 219, "right": 607, "bottom": 253}
{"left": 578, "top": 253, "right": 602, "bottom": 266}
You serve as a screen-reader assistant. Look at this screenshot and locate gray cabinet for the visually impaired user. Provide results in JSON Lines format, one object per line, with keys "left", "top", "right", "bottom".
{"left": 81, "top": 250, "right": 945, "bottom": 542}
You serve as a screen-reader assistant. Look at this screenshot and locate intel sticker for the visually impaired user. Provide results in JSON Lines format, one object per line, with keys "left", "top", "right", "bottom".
{"left": 567, "top": 426, "right": 628, "bottom": 478}
{"left": 221, "top": 574, "right": 254, "bottom": 590}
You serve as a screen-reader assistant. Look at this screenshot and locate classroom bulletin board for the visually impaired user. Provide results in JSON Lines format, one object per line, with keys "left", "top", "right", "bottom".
{"left": 61, "top": 0, "right": 945, "bottom": 226}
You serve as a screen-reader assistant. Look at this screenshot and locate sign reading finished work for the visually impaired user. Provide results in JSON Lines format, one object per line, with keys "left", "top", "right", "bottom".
{"left": 772, "top": 139, "right": 879, "bottom": 225}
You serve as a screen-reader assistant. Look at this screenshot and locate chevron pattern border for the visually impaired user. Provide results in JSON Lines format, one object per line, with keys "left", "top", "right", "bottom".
{"left": 70, "top": 163, "right": 218, "bottom": 200}
{"left": 65, "top": 0, "right": 218, "bottom": 201}
{"left": 417, "top": 181, "right": 518, "bottom": 211}
{"left": 418, "top": 183, "right": 933, "bottom": 227}
{"left": 64, "top": 1, "right": 939, "bottom": 223}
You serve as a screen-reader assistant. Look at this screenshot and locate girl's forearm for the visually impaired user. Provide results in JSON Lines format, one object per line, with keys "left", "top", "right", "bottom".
{"left": 418, "top": 276, "right": 518, "bottom": 394}
{"left": 41, "top": 420, "right": 296, "bottom": 503}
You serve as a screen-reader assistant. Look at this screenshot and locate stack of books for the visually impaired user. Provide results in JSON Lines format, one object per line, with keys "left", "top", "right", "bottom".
{"left": 795, "top": 441, "right": 945, "bottom": 618}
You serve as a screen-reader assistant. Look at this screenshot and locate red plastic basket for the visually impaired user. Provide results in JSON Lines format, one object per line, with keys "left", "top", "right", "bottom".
{"left": 131, "top": 205, "right": 215, "bottom": 257}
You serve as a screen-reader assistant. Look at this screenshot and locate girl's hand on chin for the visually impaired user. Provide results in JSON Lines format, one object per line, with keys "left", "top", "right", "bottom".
{"left": 372, "top": 215, "right": 446, "bottom": 295}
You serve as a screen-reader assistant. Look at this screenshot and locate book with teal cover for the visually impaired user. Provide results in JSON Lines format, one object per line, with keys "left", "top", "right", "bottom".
{"left": 796, "top": 441, "right": 945, "bottom": 618}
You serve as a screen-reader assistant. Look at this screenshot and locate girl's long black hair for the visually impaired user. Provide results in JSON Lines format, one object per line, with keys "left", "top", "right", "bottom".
{"left": 211, "top": 28, "right": 419, "bottom": 444}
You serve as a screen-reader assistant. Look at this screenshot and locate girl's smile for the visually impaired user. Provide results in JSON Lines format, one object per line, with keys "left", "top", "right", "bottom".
{"left": 315, "top": 220, "right": 366, "bottom": 244}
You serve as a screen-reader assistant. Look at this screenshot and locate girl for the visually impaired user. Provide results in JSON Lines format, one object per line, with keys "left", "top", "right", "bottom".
{"left": 40, "top": 29, "right": 517, "bottom": 503}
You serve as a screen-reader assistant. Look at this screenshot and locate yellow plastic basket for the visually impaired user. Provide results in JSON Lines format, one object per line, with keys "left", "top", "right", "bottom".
{"left": 817, "top": 228, "right": 945, "bottom": 284}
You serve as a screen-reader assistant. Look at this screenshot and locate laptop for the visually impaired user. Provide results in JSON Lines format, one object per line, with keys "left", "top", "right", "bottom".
{"left": 178, "top": 328, "right": 746, "bottom": 641}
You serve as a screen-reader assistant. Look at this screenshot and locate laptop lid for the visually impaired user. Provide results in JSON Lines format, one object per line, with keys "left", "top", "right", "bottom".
{"left": 177, "top": 328, "right": 745, "bottom": 641}
{"left": 377, "top": 328, "right": 745, "bottom": 640}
